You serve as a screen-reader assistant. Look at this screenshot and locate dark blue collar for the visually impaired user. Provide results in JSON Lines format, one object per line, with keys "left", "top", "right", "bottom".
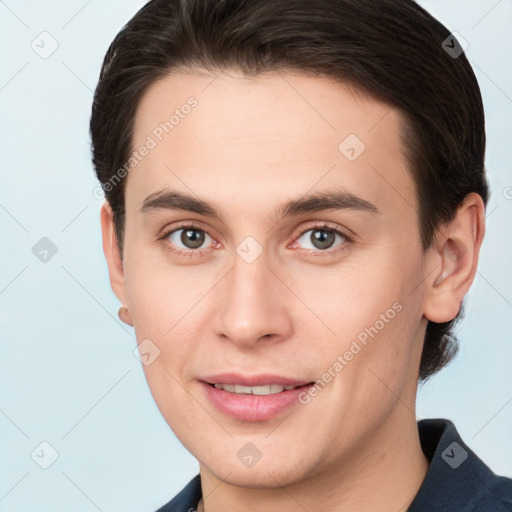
{"left": 408, "top": 418, "right": 512, "bottom": 510}
{"left": 156, "top": 418, "right": 512, "bottom": 511}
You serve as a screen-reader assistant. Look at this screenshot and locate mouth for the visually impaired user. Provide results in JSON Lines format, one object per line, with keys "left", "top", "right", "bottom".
{"left": 200, "top": 374, "right": 315, "bottom": 421}
{"left": 209, "top": 383, "right": 304, "bottom": 395}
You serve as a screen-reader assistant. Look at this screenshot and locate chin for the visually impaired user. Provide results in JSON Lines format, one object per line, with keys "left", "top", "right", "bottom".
{"left": 210, "top": 462, "right": 308, "bottom": 489}
{"left": 195, "top": 440, "right": 315, "bottom": 489}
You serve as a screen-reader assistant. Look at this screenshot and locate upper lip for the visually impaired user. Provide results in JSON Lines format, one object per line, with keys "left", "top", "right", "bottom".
{"left": 201, "top": 373, "right": 313, "bottom": 387}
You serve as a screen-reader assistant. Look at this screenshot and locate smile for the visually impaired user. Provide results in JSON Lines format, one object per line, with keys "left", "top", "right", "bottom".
{"left": 212, "top": 383, "right": 300, "bottom": 395}
{"left": 200, "top": 374, "right": 315, "bottom": 421}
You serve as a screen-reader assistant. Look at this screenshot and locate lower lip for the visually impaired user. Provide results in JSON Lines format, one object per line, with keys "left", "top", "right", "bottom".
{"left": 200, "top": 382, "right": 313, "bottom": 421}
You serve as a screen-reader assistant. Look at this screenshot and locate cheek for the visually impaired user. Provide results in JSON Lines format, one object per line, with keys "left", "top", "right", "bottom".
{"left": 141, "top": 364, "right": 213, "bottom": 459}
{"left": 299, "top": 254, "right": 421, "bottom": 401}
{"left": 292, "top": 257, "right": 403, "bottom": 338}
{"left": 329, "top": 298, "right": 422, "bottom": 438}
{"left": 123, "top": 260, "right": 206, "bottom": 409}
{"left": 124, "top": 247, "right": 213, "bottom": 338}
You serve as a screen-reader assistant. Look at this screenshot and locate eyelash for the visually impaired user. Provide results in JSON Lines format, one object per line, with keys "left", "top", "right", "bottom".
{"left": 158, "top": 222, "right": 353, "bottom": 258}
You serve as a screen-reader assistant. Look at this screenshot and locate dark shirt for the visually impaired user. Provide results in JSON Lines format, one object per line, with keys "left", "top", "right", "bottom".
{"left": 156, "top": 418, "right": 512, "bottom": 511}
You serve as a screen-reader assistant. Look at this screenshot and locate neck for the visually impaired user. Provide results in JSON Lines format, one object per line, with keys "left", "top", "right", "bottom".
{"left": 198, "top": 408, "right": 429, "bottom": 512}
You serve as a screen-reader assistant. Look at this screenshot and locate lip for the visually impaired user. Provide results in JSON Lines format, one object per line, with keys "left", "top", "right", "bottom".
{"left": 200, "top": 373, "right": 314, "bottom": 422}
{"left": 201, "top": 373, "right": 311, "bottom": 387}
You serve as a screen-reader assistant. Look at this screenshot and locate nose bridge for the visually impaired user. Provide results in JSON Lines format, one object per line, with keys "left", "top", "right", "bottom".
{"left": 231, "top": 249, "right": 270, "bottom": 302}
{"left": 215, "top": 243, "right": 291, "bottom": 346}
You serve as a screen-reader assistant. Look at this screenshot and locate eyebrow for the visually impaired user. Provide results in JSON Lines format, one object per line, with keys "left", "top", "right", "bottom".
{"left": 139, "top": 188, "right": 379, "bottom": 222}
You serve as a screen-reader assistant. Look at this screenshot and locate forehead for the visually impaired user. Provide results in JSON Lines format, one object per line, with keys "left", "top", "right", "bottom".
{"left": 127, "top": 69, "right": 416, "bottom": 221}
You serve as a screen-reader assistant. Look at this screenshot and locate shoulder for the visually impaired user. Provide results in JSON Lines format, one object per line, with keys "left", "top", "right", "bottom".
{"left": 409, "top": 418, "right": 512, "bottom": 511}
{"left": 472, "top": 476, "right": 512, "bottom": 511}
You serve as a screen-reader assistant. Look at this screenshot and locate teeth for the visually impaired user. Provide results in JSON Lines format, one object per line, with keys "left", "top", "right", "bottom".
{"left": 252, "top": 385, "right": 272, "bottom": 395}
{"left": 235, "top": 384, "right": 253, "bottom": 394}
{"left": 213, "top": 383, "right": 299, "bottom": 395}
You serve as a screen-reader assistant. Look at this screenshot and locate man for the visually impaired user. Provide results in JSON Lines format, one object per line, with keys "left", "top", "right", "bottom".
{"left": 90, "top": 0, "right": 512, "bottom": 510}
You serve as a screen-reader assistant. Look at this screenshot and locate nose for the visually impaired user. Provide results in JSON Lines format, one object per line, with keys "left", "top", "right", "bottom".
{"left": 213, "top": 250, "right": 294, "bottom": 350}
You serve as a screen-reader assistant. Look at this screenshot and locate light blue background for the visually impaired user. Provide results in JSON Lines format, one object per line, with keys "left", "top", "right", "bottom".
{"left": 1, "top": 1, "right": 511, "bottom": 511}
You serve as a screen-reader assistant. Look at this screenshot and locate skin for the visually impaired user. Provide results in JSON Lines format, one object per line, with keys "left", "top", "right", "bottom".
{"left": 101, "top": 69, "right": 485, "bottom": 511}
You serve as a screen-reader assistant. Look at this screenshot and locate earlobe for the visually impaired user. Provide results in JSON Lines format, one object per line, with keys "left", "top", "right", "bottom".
{"left": 100, "top": 201, "right": 128, "bottom": 306}
{"left": 423, "top": 193, "right": 485, "bottom": 323}
{"left": 118, "top": 305, "right": 134, "bottom": 327}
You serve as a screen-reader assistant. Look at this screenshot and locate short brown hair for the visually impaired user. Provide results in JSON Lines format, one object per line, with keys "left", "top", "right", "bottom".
{"left": 90, "top": 0, "right": 489, "bottom": 382}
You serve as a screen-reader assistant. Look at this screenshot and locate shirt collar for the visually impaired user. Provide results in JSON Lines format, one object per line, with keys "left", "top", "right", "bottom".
{"left": 408, "top": 417, "right": 510, "bottom": 511}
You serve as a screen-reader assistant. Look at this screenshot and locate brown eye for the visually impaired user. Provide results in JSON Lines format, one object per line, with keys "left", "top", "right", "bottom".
{"left": 165, "top": 226, "right": 213, "bottom": 251}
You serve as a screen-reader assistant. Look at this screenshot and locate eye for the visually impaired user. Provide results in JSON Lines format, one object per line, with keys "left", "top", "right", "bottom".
{"left": 293, "top": 224, "right": 350, "bottom": 253}
{"left": 160, "top": 224, "right": 215, "bottom": 256}
{"left": 159, "top": 222, "right": 351, "bottom": 258}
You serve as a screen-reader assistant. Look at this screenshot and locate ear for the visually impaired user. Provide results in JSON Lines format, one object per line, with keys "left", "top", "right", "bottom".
{"left": 423, "top": 192, "right": 486, "bottom": 323}
{"left": 100, "top": 201, "right": 133, "bottom": 326}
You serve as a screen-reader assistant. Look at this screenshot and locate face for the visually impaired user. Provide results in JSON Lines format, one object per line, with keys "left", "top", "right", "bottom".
{"left": 109, "top": 69, "right": 432, "bottom": 487}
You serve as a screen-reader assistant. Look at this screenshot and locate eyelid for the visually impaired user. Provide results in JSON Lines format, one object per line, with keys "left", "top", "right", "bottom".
{"left": 294, "top": 221, "right": 352, "bottom": 240}
{"left": 157, "top": 219, "right": 212, "bottom": 238}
